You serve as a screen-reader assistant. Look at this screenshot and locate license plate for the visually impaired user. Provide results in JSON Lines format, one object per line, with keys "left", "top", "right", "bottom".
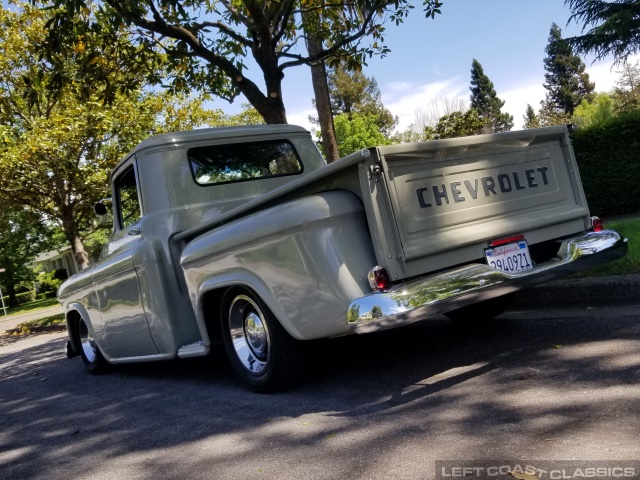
{"left": 484, "top": 241, "right": 533, "bottom": 274}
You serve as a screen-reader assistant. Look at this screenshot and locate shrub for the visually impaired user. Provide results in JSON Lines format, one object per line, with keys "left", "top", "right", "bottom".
{"left": 571, "top": 109, "right": 640, "bottom": 216}
{"left": 14, "top": 291, "right": 35, "bottom": 305}
{"left": 37, "top": 270, "right": 63, "bottom": 293}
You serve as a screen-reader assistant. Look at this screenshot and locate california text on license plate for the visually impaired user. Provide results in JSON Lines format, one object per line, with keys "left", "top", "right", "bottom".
{"left": 484, "top": 241, "right": 533, "bottom": 274}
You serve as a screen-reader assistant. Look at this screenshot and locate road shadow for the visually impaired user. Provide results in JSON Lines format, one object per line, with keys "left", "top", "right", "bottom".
{"left": 1, "top": 301, "right": 639, "bottom": 479}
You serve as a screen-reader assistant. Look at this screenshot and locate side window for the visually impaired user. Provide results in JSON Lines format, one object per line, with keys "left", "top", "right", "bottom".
{"left": 115, "top": 164, "right": 142, "bottom": 230}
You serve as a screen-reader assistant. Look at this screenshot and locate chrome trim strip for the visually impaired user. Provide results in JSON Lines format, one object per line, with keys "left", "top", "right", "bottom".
{"left": 347, "top": 230, "right": 627, "bottom": 334}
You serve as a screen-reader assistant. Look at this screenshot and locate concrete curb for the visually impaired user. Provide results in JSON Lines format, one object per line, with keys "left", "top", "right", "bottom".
{"left": 512, "top": 273, "right": 640, "bottom": 307}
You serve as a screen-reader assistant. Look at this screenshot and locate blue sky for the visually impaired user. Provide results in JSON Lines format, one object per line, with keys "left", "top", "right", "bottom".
{"left": 222, "top": 0, "right": 638, "bottom": 132}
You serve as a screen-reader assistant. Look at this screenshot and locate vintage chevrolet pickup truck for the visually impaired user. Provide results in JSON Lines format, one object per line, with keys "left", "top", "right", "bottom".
{"left": 59, "top": 124, "right": 627, "bottom": 391}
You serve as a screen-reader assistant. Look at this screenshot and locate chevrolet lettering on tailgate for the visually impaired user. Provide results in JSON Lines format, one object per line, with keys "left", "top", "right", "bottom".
{"left": 416, "top": 167, "right": 550, "bottom": 208}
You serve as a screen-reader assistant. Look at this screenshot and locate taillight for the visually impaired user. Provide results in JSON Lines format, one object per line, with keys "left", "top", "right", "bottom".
{"left": 591, "top": 216, "right": 604, "bottom": 232}
{"left": 368, "top": 266, "right": 390, "bottom": 291}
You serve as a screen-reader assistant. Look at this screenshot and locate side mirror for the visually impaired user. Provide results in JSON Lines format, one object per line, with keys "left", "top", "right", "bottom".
{"left": 94, "top": 198, "right": 112, "bottom": 224}
{"left": 94, "top": 202, "right": 109, "bottom": 216}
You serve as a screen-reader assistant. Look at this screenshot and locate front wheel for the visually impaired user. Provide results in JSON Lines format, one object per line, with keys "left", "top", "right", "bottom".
{"left": 77, "top": 316, "right": 109, "bottom": 374}
{"left": 221, "top": 289, "right": 301, "bottom": 392}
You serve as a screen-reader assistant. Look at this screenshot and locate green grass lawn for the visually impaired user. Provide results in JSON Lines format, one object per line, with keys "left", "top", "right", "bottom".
{"left": 573, "top": 216, "right": 640, "bottom": 277}
{"left": 2, "top": 296, "right": 59, "bottom": 317}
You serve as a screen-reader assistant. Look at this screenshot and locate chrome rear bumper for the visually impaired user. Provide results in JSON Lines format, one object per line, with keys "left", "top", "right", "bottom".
{"left": 347, "top": 230, "right": 627, "bottom": 334}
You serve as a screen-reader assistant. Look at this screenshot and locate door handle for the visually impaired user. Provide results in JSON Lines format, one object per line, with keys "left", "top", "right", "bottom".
{"left": 127, "top": 227, "right": 141, "bottom": 236}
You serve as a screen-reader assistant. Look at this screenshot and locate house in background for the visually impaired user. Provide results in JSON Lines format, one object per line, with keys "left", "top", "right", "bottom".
{"left": 33, "top": 247, "right": 80, "bottom": 278}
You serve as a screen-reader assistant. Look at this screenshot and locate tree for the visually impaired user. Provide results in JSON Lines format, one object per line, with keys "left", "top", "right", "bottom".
{"left": 469, "top": 59, "right": 513, "bottom": 133}
{"left": 40, "top": 0, "right": 443, "bottom": 127}
{"left": 327, "top": 65, "right": 398, "bottom": 136}
{"left": 523, "top": 104, "right": 542, "bottom": 129}
{"left": 332, "top": 113, "right": 391, "bottom": 156}
{"left": 0, "top": 3, "right": 222, "bottom": 270}
{"left": 565, "top": 0, "right": 640, "bottom": 64}
{"left": 573, "top": 92, "right": 616, "bottom": 127}
{"left": 303, "top": 9, "right": 340, "bottom": 163}
{"left": 0, "top": 207, "right": 52, "bottom": 307}
{"left": 543, "top": 23, "right": 595, "bottom": 116}
{"left": 537, "top": 100, "right": 574, "bottom": 127}
{"left": 612, "top": 60, "right": 640, "bottom": 113}
{"left": 432, "top": 110, "right": 485, "bottom": 139}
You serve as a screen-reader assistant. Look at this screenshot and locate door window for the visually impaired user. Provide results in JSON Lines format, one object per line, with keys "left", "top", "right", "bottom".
{"left": 115, "top": 164, "right": 142, "bottom": 230}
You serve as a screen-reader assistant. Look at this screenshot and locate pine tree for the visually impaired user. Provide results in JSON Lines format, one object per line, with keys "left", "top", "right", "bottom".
{"left": 565, "top": 0, "right": 640, "bottom": 64}
{"left": 469, "top": 59, "right": 514, "bottom": 133}
{"left": 523, "top": 104, "right": 541, "bottom": 129}
{"left": 543, "top": 23, "right": 595, "bottom": 116}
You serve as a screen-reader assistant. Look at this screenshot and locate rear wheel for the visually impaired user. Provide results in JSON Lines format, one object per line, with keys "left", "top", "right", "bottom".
{"left": 77, "top": 316, "right": 109, "bottom": 374}
{"left": 221, "top": 289, "right": 301, "bottom": 392}
{"left": 445, "top": 293, "right": 514, "bottom": 323}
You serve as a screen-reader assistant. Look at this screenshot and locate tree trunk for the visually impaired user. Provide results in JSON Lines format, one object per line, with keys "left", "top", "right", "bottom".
{"left": 71, "top": 234, "right": 90, "bottom": 270}
{"left": 5, "top": 282, "right": 18, "bottom": 308}
{"left": 60, "top": 214, "right": 90, "bottom": 271}
{"left": 239, "top": 77, "right": 288, "bottom": 124}
{"left": 303, "top": 15, "right": 340, "bottom": 163}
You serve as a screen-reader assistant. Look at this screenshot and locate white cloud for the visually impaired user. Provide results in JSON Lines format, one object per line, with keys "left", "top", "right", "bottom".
{"left": 383, "top": 76, "right": 468, "bottom": 131}
{"left": 287, "top": 107, "right": 316, "bottom": 133}
{"left": 500, "top": 84, "right": 546, "bottom": 130}
{"left": 381, "top": 55, "right": 640, "bottom": 133}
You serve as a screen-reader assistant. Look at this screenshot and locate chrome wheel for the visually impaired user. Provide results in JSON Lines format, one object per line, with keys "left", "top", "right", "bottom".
{"left": 222, "top": 289, "right": 302, "bottom": 392}
{"left": 228, "top": 295, "right": 271, "bottom": 375}
{"left": 76, "top": 315, "right": 108, "bottom": 374}
{"left": 78, "top": 318, "right": 97, "bottom": 364}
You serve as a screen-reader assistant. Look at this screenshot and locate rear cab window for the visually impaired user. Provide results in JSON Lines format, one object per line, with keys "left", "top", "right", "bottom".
{"left": 188, "top": 140, "right": 303, "bottom": 186}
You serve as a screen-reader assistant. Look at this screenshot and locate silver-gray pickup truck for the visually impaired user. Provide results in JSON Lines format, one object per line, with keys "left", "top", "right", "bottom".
{"left": 58, "top": 124, "right": 627, "bottom": 391}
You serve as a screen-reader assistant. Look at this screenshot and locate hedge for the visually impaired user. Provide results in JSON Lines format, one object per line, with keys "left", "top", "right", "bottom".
{"left": 1, "top": 290, "right": 36, "bottom": 306}
{"left": 571, "top": 109, "right": 640, "bottom": 217}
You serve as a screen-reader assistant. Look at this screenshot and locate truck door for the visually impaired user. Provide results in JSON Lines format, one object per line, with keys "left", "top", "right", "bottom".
{"left": 92, "top": 160, "right": 159, "bottom": 359}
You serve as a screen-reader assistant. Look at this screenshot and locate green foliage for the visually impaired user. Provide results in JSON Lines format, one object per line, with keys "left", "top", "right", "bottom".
{"left": 573, "top": 92, "right": 616, "bottom": 127}
{"left": 332, "top": 113, "right": 391, "bottom": 156}
{"left": 323, "top": 65, "right": 398, "bottom": 136}
{"left": 537, "top": 100, "right": 574, "bottom": 127}
{"left": 36, "top": 270, "right": 63, "bottom": 293}
{"left": 571, "top": 109, "right": 640, "bottom": 216}
{"left": 38, "top": 0, "right": 443, "bottom": 124}
{"left": 543, "top": 23, "right": 595, "bottom": 116}
{"left": 611, "top": 60, "right": 640, "bottom": 114}
{"left": 1, "top": 290, "right": 36, "bottom": 306}
{"left": 565, "top": 0, "right": 640, "bottom": 63}
{"left": 0, "top": 3, "right": 223, "bottom": 269}
{"left": 0, "top": 206, "right": 53, "bottom": 307}
{"left": 432, "top": 110, "right": 485, "bottom": 139}
{"left": 523, "top": 104, "right": 542, "bottom": 129}
{"left": 469, "top": 59, "right": 513, "bottom": 133}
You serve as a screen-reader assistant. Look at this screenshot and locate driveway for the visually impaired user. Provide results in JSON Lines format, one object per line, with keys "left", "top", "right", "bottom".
{"left": 1, "top": 300, "right": 639, "bottom": 479}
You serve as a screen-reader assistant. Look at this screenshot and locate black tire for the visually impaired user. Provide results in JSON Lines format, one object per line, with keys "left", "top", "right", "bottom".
{"left": 221, "top": 288, "right": 301, "bottom": 393}
{"left": 76, "top": 316, "right": 109, "bottom": 374}
{"left": 444, "top": 293, "right": 514, "bottom": 323}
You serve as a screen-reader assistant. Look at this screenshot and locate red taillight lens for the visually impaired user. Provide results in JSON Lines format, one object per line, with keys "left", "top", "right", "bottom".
{"left": 489, "top": 235, "right": 525, "bottom": 248}
{"left": 591, "top": 216, "right": 604, "bottom": 232}
{"left": 368, "top": 266, "right": 390, "bottom": 291}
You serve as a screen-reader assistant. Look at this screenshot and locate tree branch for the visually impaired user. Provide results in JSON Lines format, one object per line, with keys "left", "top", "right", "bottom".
{"left": 191, "top": 21, "right": 254, "bottom": 47}
{"left": 279, "top": 5, "right": 380, "bottom": 70}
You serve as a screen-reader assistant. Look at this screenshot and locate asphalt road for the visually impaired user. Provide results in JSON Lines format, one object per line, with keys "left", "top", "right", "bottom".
{"left": 1, "top": 300, "right": 639, "bottom": 480}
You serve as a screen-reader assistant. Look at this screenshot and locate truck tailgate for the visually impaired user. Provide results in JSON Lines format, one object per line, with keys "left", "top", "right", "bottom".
{"left": 367, "top": 126, "right": 591, "bottom": 279}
